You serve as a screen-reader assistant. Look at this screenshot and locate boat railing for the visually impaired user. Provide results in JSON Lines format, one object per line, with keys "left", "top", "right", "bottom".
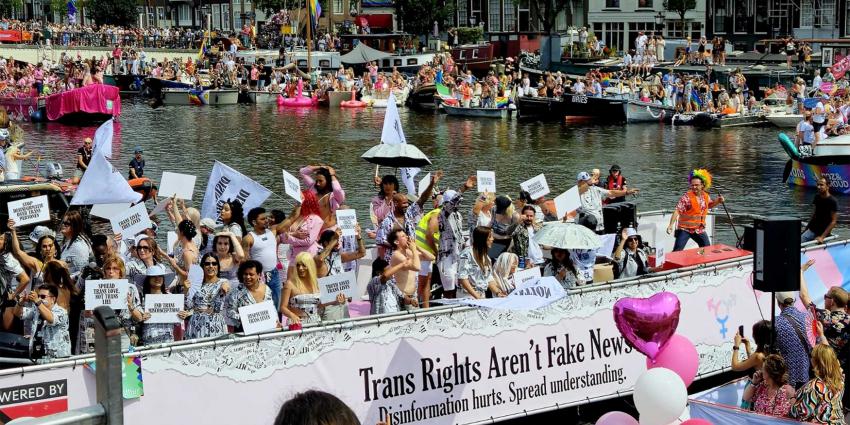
{"left": 8, "top": 306, "right": 124, "bottom": 425}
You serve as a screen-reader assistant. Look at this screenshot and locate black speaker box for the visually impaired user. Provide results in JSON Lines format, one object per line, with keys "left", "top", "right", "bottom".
{"left": 741, "top": 224, "right": 756, "bottom": 251}
{"left": 753, "top": 216, "right": 801, "bottom": 292}
{"left": 601, "top": 201, "right": 638, "bottom": 234}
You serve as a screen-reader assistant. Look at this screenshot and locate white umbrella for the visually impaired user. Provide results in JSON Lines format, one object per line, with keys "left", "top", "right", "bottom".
{"left": 361, "top": 144, "right": 432, "bottom": 168}
{"left": 534, "top": 222, "right": 601, "bottom": 250}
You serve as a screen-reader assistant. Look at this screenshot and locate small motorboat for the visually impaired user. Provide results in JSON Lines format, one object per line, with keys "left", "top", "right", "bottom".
{"left": 766, "top": 112, "right": 802, "bottom": 128}
{"left": 340, "top": 91, "right": 366, "bottom": 108}
{"left": 625, "top": 100, "right": 674, "bottom": 123}
{"left": 442, "top": 104, "right": 509, "bottom": 118}
{"left": 162, "top": 88, "right": 238, "bottom": 106}
{"left": 672, "top": 112, "right": 719, "bottom": 128}
{"left": 780, "top": 132, "right": 850, "bottom": 194}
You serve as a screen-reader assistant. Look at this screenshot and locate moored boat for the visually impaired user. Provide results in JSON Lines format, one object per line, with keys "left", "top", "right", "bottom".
{"left": 517, "top": 95, "right": 567, "bottom": 120}
{"left": 766, "top": 112, "right": 802, "bottom": 128}
{"left": 246, "top": 90, "right": 279, "bottom": 104}
{"left": 625, "top": 100, "right": 674, "bottom": 123}
{"left": 162, "top": 88, "right": 239, "bottom": 106}
{"left": 45, "top": 84, "right": 120, "bottom": 124}
{"left": 672, "top": 112, "right": 719, "bottom": 128}
{"left": 406, "top": 83, "right": 438, "bottom": 111}
{"left": 780, "top": 132, "right": 850, "bottom": 193}
{"left": 442, "top": 104, "right": 509, "bottom": 118}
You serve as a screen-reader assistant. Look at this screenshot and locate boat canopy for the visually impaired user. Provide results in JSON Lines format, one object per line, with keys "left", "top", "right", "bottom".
{"left": 339, "top": 42, "right": 391, "bottom": 64}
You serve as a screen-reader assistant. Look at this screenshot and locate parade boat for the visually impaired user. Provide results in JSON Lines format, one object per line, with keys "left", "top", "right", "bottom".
{"left": 780, "top": 132, "right": 850, "bottom": 193}
{"left": 45, "top": 84, "right": 121, "bottom": 124}
{"left": 451, "top": 42, "right": 495, "bottom": 75}
{"left": 407, "top": 83, "right": 439, "bottom": 111}
{"left": 338, "top": 34, "right": 434, "bottom": 75}
{"left": 0, "top": 95, "right": 46, "bottom": 122}
{"left": 625, "top": 99, "right": 675, "bottom": 123}
{"left": 1, "top": 209, "right": 843, "bottom": 425}
{"left": 161, "top": 88, "right": 239, "bottom": 106}
{"left": 517, "top": 95, "right": 567, "bottom": 120}
{"left": 441, "top": 103, "right": 510, "bottom": 118}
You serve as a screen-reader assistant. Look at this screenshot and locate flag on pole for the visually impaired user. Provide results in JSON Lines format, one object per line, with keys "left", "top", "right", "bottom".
{"left": 92, "top": 118, "right": 114, "bottom": 159}
{"left": 381, "top": 92, "right": 420, "bottom": 194}
{"left": 309, "top": 0, "right": 321, "bottom": 29}
{"left": 71, "top": 152, "right": 142, "bottom": 205}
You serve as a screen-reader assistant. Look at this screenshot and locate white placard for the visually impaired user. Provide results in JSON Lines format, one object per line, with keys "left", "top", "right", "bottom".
{"left": 513, "top": 266, "right": 541, "bottom": 287}
{"left": 84, "top": 279, "right": 130, "bottom": 310}
{"left": 149, "top": 200, "right": 170, "bottom": 217}
{"left": 553, "top": 186, "right": 581, "bottom": 219}
{"left": 166, "top": 231, "right": 177, "bottom": 256}
{"left": 238, "top": 301, "right": 279, "bottom": 335}
{"left": 158, "top": 172, "right": 197, "bottom": 200}
{"left": 7, "top": 195, "right": 50, "bottom": 226}
{"left": 187, "top": 264, "right": 203, "bottom": 301}
{"left": 109, "top": 203, "right": 152, "bottom": 239}
{"left": 317, "top": 271, "right": 357, "bottom": 303}
{"left": 656, "top": 245, "right": 666, "bottom": 267}
{"left": 282, "top": 169, "right": 302, "bottom": 203}
{"left": 596, "top": 234, "right": 617, "bottom": 259}
{"left": 144, "top": 294, "right": 184, "bottom": 324}
{"left": 476, "top": 171, "right": 496, "bottom": 193}
{"left": 90, "top": 203, "right": 130, "bottom": 220}
{"left": 520, "top": 174, "right": 550, "bottom": 200}
{"left": 336, "top": 209, "right": 357, "bottom": 237}
{"left": 418, "top": 172, "right": 431, "bottom": 196}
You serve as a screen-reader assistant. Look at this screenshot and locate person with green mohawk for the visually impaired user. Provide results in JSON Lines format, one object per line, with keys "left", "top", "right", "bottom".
{"left": 667, "top": 169, "right": 726, "bottom": 251}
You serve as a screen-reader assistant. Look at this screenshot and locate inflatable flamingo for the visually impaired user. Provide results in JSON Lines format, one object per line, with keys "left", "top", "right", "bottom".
{"left": 279, "top": 79, "right": 317, "bottom": 107}
{"left": 340, "top": 90, "right": 366, "bottom": 108}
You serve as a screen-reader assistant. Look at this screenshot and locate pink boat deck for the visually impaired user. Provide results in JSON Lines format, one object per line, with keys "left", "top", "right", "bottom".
{"left": 45, "top": 84, "right": 121, "bottom": 121}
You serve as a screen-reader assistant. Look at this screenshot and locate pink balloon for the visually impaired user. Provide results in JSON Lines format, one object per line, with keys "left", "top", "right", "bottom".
{"left": 613, "top": 292, "right": 681, "bottom": 360}
{"left": 680, "top": 420, "right": 713, "bottom": 425}
{"left": 647, "top": 334, "right": 699, "bottom": 387}
{"left": 596, "top": 411, "right": 639, "bottom": 425}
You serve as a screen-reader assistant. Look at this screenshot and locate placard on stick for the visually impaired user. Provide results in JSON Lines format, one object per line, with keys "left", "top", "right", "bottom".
{"left": 477, "top": 171, "right": 496, "bottom": 193}
{"left": 317, "top": 271, "right": 357, "bottom": 303}
{"left": 109, "top": 203, "right": 152, "bottom": 239}
{"left": 158, "top": 172, "right": 197, "bottom": 200}
{"left": 520, "top": 174, "right": 550, "bottom": 200}
{"left": 336, "top": 209, "right": 357, "bottom": 237}
{"left": 554, "top": 186, "right": 581, "bottom": 219}
{"left": 85, "top": 279, "right": 130, "bottom": 310}
{"left": 91, "top": 203, "right": 131, "bottom": 220}
{"left": 282, "top": 169, "right": 302, "bottom": 203}
{"left": 238, "top": 301, "right": 279, "bottom": 335}
{"left": 7, "top": 195, "right": 50, "bottom": 226}
{"left": 418, "top": 172, "right": 431, "bottom": 196}
{"left": 144, "top": 294, "right": 184, "bottom": 324}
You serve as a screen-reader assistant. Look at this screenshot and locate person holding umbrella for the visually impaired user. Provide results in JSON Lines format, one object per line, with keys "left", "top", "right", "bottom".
{"left": 666, "top": 169, "right": 726, "bottom": 251}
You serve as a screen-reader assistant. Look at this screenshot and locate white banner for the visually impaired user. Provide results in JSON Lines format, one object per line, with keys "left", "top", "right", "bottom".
{"left": 90, "top": 202, "right": 130, "bottom": 220}
{"left": 7, "top": 195, "right": 50, "bottom": 226}
{"left": 318, "top": 271, "right": 357, "bottom": 303}
{"left": 84, "top": 279, "right": 129, "bottom": 310}
{"left": 238, "top": 301, "right": 279, "bottom": 335}
{"left": 400, "top": 167, "right": 420, "bottom": 196}
{"left": 476, "top": 171, "right": 495, "bottom": 193}
{"left": 336, "top": 209, "right": 357, "bottom": 237}
{"left": 201, "top": 161, "right": 272, "bottom": 221}
{"left": 441, "top": 276, "right": 566, "bottom": 310}
{"left": 110, "top": 203, "right": 152, "bottom": 239}
{"left": 418, "top": 173, "right": 431, "bottom": 197}
{"left": 144, "top": 294, "right": 184, "bottom": 324}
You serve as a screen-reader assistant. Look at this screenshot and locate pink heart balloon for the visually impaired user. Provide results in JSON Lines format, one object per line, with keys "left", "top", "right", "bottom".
{"left": 613, "top": 291, "right": 681, "bottom": 360}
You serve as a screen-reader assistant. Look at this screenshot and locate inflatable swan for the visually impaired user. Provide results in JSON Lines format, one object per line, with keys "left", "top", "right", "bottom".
{"left": 340, "top": 90, "right": 366, "bottom": 108}
{"left": 278, "top": 80, "right": 317, "bottom": 107}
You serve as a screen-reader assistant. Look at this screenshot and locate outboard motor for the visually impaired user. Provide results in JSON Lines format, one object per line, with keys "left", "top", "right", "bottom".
{"left": 41, "top": 162, "right": 63, "bottom": 180}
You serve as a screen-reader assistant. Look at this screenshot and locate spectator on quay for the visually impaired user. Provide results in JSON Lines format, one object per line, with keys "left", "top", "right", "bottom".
{"left": 14, "top": 284, "right": 70, "bottom": 358}
{"left": 801, "top": 177, "right": 838, "bottom": 244}
{"left": 774, "top": 291, "right": 815, "bottom": 388}
{"left": 742, "top": 354, "right": 796, "bottom": 416}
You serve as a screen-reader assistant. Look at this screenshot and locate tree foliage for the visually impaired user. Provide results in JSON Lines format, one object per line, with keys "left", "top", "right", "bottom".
{"left": 663, "top": 0, "right": 697, "bottom": 27}
{"left": 86, "top": 0, "right": 137, "bottom": 26}
{"left": 395, "top": 0, "right": 454, "bottom": 39}
{"left": 254, "top": 0, "right": 327, "bottom": 16}
{"left": 0, "top": 0, "right": 23, "bottom": 17}
{"left": 522, "top": 0, "right": 569, "bottom": 34}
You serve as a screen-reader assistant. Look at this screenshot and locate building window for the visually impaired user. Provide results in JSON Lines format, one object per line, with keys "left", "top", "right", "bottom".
{"left": 593, "top": 22, "right": 624, "bottom": 53}
{"left": 470, "top": 0, "right": 482, "bottom": 26}
{"left": 457, "top": 0, "right": 468, "bottom": 29}
{"left": 518, "top": 0, "right": 530, "bottom": 31}
{"left": 733, "top": 0, "right": 748, "bottom": 33}
{"left": 605, "top": 0, "right": 620, "bottom": 8}
{"left": 754, "top": 1, "right": 768, "bottom": 33}
{"left": 334, "top": 0, "right": 344, "bottom": 14}
{"left": 800, "top": 0, "right": 813, "bottom": 27}
{"left": 488, "top": 0, "right": 500, "bottom": 31}
{"left": 503, "top": 0, "right": 515, "bottom": 31}
{"left": 637, "top": 0, "right": 653, "bottom": 8}
{"left": 817, "top": 0, "right": 835, "bottom": 27}
{"left": 667, "top": 20, "right": 699, "bottom": 38}
{"left": 156, "top": 6, "right": 164, "bottom": 26}
{"left": 713, "top": 0, "right": 727, "bottom": 33}
{"left": 222, "top": 4, "right": 230, "bottom": 30}
{"left": 179, "top": 4, "right": 190, "bottom": 22}
{"left": 213, "top": 4, "right": 221, "bottom": 29}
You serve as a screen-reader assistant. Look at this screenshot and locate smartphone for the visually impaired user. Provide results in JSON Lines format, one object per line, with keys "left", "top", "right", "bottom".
{"left": 738, "top": 325, "right": 745, "bottom": 338}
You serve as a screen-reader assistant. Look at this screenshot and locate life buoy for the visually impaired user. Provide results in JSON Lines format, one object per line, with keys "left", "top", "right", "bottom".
{"left": 128, "top": 177, "right": 158, "bottom": 201}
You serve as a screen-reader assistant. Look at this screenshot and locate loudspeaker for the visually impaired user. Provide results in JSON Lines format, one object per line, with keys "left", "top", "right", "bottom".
{"left": 741, "top": 224, "right": 756, "bottom": 251}
{"left": 601, "top": 202, "right": 638, "bottom": 234}
{"left": 753, "top": 216, "right": 801, "bottom": 292}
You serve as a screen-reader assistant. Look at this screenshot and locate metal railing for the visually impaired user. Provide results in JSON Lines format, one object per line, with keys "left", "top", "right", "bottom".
{"left": 10, "top": 306, "right": 123, "bottom": 425}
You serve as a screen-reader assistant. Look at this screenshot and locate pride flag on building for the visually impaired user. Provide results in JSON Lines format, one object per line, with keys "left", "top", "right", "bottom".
{"left": 309, "top": 0, "right": 321, "bottom": 28}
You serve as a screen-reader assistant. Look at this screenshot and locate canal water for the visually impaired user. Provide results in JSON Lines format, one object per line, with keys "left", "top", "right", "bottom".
{"left": 15, "top": 100, "right": 842, "bottom": 423}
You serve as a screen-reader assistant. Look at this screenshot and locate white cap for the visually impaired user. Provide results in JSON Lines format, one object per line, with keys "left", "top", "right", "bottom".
{"left": 775, "top": 291, "right": 797, "bottom": 305}
{"left": 625, "top": 227, "right": 638, "bottom": 238}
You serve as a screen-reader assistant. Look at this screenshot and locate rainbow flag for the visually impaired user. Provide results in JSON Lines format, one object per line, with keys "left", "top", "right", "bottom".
{"left": 188, "top": 89, "right": 205, "bottom": 106}
{"left": 309, "top": 0, "right": 321, "bottom": 28}
{"left": 495, "top": 96, "right": 508, "bottom": 108}
{"left": 690, "top": 89, "right": 703, "bottom": 110}
{"left": 601, "top": 76, "right": 610, "bottom": 88}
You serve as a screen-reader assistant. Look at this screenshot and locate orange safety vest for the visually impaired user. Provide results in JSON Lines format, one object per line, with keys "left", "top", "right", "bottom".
{"left": 678, "top": 191, "right": 710, "bottom": 231}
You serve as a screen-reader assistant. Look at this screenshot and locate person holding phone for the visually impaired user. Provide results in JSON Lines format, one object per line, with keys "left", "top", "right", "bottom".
{"left": 732, "top": 320, "right": 773, "bottom": 409}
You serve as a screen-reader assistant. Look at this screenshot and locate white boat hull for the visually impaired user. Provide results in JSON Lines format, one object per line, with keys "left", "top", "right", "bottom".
{"left": 766, "top": 113, "right": 802, "bottom": 128}
{"left": 247, "top": 91, "right": 278, "bottom": 104}
{"left": 625, "top": 100, "right": 674, "bottom": 123}
{"left": 205, "top": 90, "right": 239, "bottom": 105}
{"left": 161, "top": 88, "right": 194, "bottom": 105}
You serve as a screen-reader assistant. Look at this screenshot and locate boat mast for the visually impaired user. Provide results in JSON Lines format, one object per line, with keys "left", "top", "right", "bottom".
{"left": 306, "top": 0, "right": 312, "bottom": 74}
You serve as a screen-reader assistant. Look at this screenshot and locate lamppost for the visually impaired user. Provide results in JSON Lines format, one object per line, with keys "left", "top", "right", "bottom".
{"left": 469, "top": 16, "right": 476, "bottom": 27}
{"left": 654, "top": 11, "right": 664, "bottom": 34}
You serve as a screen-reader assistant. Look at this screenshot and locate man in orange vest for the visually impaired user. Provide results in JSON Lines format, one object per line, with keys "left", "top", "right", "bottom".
{"left": 666, "top": 169, "right": 725, "bottom": 251}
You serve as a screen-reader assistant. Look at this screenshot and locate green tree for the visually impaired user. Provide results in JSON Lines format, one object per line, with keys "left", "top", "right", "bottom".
{"left": 395, "top": 0, "right": 454, "bottom": 43}
{"left": 0, "top": 0, "right": 23, "bottom": 17}
{"left": 516, "top": 0, "right": 568, "bottom": 34}
{"left": 663, "top": 0, "right": 697, "bottom": 37}
{"left": 254, "top": 0, "right": 327, "bottom": 17}
{"left": 86, "top": 0, "right": 137, "bottom": 26}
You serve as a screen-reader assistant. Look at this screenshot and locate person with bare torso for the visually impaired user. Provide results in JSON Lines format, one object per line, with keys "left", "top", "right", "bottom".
{"left": 300, "top": 165, "right": 345, "bottom": 230}
{"left": 387, "top": 229, "right": 421, "bottom": 310}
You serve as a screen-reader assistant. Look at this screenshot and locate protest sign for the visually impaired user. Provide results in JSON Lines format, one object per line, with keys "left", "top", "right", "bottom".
{"left": 336, "top": 210, "right": 357, "bottom": 237}
{"left": 418, "top": 173, "right": 431, "bottom": 196}
{"left": 166, "top": 231, "right": 177, "bottom": 256}
{"left": 200, "top": 161, "right": 272, "bottom": 221}
{"left": 110, "top": 203, "right": 152, "bottom": 239}
{"left": 554, "top": 186, "right": 581, "bottom": 219}
{"left": 476, "top": 171, "right": 496, "bottom": 193}
{"left": 144, "top": 294, "right": 184, "bottom": 324}
{"left": 282, "top": 169, "right": 302, "bottom": 203}
{"left": 317, "top": 271, "right": 357, "bottom": 303}
{"left": 91, "top": 203, "right": 130, "bottom": 220}
{"left": 159, "top": 172, "right": 197, "bottom": 200}
{"left": 597, "top": 234, "right": 617, "bottom": 259}
{"left": 520, "top": 174, "right": 550, "bottom": 199}
{"left": 7, "top": 195, "right": 50, "bottom": 226}
{"left": 513, "top": 267, "right": 541, "bottom": 288}
{"left": 656, "top": 245, "right": 666, "bottom": 268}
{"left": 85, "top": 279, "right": 130, "bottom": 310}
{"left": 238, "top": 301, "right": 279, "bottom": 335}
{"left": 149, "top": 200, "right": 170, "bottom": 217}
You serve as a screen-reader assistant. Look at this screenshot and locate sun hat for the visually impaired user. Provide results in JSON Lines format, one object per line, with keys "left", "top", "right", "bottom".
{"left": 29, "top": 226, "right": 56, "bottom": 243}
{"left": 199, "top": 218, "right": 218, "bottom": 231}
{"left": 146, "top": 264, "right": 168, "bottom": 277}
{"left": 775, "top": 291, "right": 796, "bottom": 305}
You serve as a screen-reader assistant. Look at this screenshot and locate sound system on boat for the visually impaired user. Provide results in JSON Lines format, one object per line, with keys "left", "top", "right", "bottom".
{"left": 752, "top": 216, "right": 801, "bottom": 293}
{"left": 602, "top": 202, "right": 637, "bottom": 234}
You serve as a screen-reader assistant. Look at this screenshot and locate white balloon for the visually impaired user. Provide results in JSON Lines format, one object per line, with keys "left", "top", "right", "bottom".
{"left": 633, "top": 368, "right": 687, "bottom": 425}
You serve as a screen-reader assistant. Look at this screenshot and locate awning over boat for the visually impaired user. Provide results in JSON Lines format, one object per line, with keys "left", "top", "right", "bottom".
{"left": 339, "top": 42, "right": 391, "bottom": 64}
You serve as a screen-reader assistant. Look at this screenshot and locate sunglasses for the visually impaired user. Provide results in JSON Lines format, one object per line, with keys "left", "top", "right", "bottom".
{"left": 61, "top": 221, "right": 71, "bottom": 226}
{"left": 38, "top": 294, "right": 51, "bottom": 299}
{"left": 203, "top": 262, "right": 219, "bottom": 267}
{"left": 137, "top": 246, "right": 151, "bottom": 252}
